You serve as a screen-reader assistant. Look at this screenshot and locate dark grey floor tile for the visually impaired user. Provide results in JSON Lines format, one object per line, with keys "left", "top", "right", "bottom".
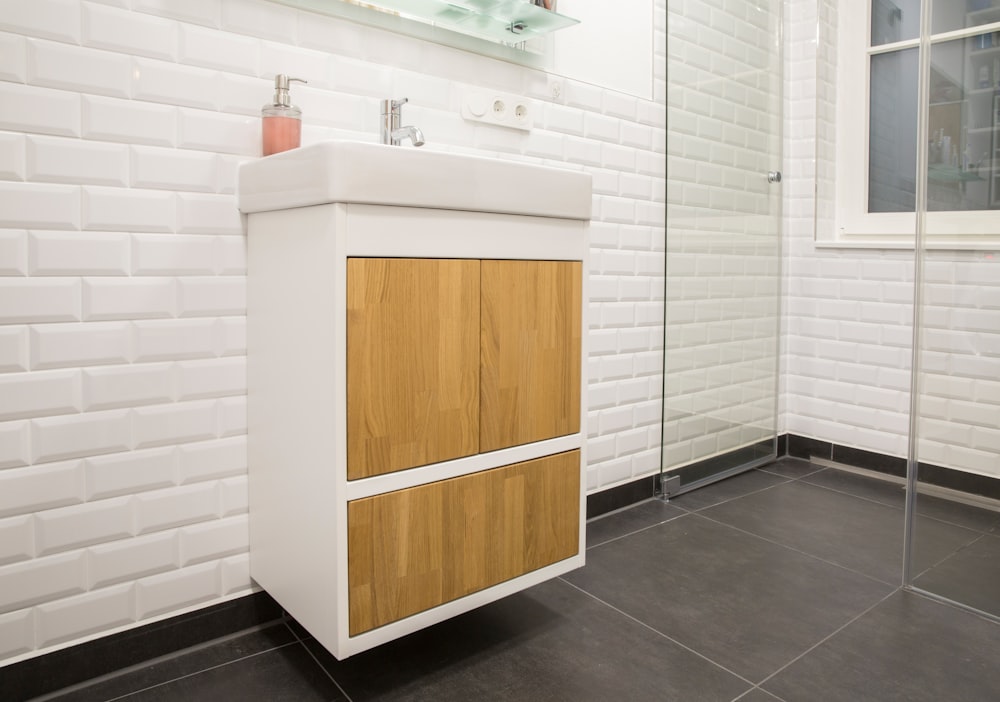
{"left": 114, "top": 642, "right": 345, "bottom": 702}
{"left": 311, "top": 578, "right": 749, "bottom": 702}
{"left": 735, "top": 689, "right": 786, "bottom": 702}
{"left": 764, "top": 590, "right": 1000, "bottom": 702}
{"left": 702, "top": 481, "right": 981, "bottom": 585}
{"left": 758, "top": 458, "right": 824, "bottom": 479}
{"left": 563, "top": 514, "right": 894, "bottom": 682}
{"left": 45, "top": 624, "right": 298, "bottom": 702}
{"left": 669, "top": 470, "right": 790, "bottom": 512}
{"left": 803, "top": 469, "right": 1000, "bottom": 533}
{"left": 912, "top": 533, "right": 1000, "bottom": 619}
{"left": 586, "top": 498, "right": 686, "bottom": 548}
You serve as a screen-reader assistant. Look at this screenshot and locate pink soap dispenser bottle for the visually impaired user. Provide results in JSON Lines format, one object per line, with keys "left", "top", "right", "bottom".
{"left": 262, "top": 74, "right": 306, "bottom": 156}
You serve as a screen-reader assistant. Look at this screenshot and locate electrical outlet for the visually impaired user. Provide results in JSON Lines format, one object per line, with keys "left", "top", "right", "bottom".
{"left": 461, "top": 90, "right": 533, "bottom": 131}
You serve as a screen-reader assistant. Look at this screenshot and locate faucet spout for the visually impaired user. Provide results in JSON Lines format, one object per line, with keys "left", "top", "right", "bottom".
{"left": 380, "top": 97, "right": 425, "bottom": 147}
{"left": 391, "top": 125, "right": 425, "bottom": 147}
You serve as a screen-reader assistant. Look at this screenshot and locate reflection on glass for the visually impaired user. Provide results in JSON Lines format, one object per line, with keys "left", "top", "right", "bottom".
{"left": 871, "top": 0, "right": 920, "bottom": 46}
{"left": 927, "top": 36, "right": 1000, "bottom": 211}
{"left": 932, "top": 0, "right": 1000, "bottom": 35}
{"left": 869, "top": 48, "right": 919, "bottom": 212}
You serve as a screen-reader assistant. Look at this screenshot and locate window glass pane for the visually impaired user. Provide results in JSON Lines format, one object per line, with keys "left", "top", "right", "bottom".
{"left": 869, "top": 48, "right": 919, "bottom": 212}
{"left": 932, "top": 0, "right": 1000, "bottom": 35}
{"left": 872, "top": 0, "right": 920, "bottom": 46}
{"left": 927, "top": 36, "right": 1000, "bottom": 211}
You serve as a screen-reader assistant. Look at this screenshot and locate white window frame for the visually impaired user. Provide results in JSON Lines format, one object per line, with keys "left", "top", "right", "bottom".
{"left": 829, "top": 1, "right": 1000, "bottom": 248}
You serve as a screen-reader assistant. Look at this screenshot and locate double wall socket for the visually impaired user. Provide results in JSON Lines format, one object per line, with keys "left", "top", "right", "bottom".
{"left": 461, "top": 90, "right": 533, "bottom": 131}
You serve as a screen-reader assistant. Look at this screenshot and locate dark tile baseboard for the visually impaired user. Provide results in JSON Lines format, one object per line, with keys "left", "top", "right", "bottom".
{"left": 1, "top": 591, "right": 283, "bottom": 702}
{"left": 785, "top": 434, "right": 1000, "bottom": 502}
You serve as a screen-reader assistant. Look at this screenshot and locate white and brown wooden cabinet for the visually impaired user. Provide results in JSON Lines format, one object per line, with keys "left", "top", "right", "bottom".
{"left": 238, "top": 141, "right": 591, "bottom": 659}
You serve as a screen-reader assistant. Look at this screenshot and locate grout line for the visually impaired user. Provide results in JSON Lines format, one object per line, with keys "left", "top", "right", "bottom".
{"left": 689, "top": 511, "right": 901, "bottom": 589}
{"left": 585, "top": 511, "right": 691, "bottom": 551}
{"left": 101, "top": 640, "right": 303, "bottom": 702}
{"left": 285, "top": 620, "right": 354, "bottom": 702}
{"left": 28, "top": 620, "right": 290, "bottom": 702}
{"left": 557, "top": 577, "right": 757, "bottom": 688}
{"left": 753, "top": 588, "right": 900, "bottom": 690}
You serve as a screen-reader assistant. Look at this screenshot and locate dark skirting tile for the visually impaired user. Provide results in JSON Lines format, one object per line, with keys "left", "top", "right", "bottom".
{"left": 668, "top": 469, "right": 789, "bottom": 512}
{"left": 311, "top": 578, "right": 749, "bottom": 702}
{"left": 786, "top": 435, "right": 832, "bottom": 461}
{"left": 45, "top": 624, "right": 298, "bottom": 702}
{"left": 913, "top": 533, "right": 1000, "bottom": 619}
{"left": 702, "top": 480, "right": 981, "bottom": 585}
{"left": 804, "top": 468, "right": 1000, "bottom": 533}
{"left": 3, "top": 592, "right": 283, "bottom": 701}
{"left": 564, "top": 514, "right": 894, "bottom": 682}
{"left": 831, "top": 444, "right": 906, "bottom": 477}
{"left": 108, "top": 641, "right": 346, "bottom": 702}
{"left": 586, "top": 497, "right": 686, "bottom": 548}
{"left": 586, "top": 475, "right": 656, "bottom": 518}
{"left": 757, "top": 457, "right": 824, "bottom": 479}
{"left": 764, "top": 590, "right": 1000, "bottom": 702}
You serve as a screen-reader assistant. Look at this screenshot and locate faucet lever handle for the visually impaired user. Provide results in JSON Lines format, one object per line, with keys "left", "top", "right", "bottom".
{"left": 393, "top": 97, "right": 409, "bottom": 110}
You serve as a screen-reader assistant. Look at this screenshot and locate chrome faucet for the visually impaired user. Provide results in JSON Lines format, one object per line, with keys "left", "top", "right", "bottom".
{"left": 380, "top": 97, "right": 425, "bottom": 147}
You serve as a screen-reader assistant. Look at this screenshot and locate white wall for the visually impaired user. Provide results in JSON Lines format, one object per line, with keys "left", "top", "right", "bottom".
{"left": 0, "top": 0, "right": 666, "bottom": 665}
{"left": 784, "top": 0, "right": 1000, "bottom": 480}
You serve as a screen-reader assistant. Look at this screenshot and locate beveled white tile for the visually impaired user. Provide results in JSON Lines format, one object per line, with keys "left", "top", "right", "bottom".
{"left": 131, "top": 233, "right": 215, "bottom": 276}
{"left": 0, "top": 551, "right": 86, "bottom": 614}
{"left": 218, "top": 474, "right": 247, "bottom": 516}
{"left": 0, "top": 514, "right": 33, "bottom": 566}
{"left": 0, "top": 31, "right": 27, "bottom": 82}
{"left": 26, "top": 136, "right": 129, "bottom": 187}
{"left": 130, "top": 145, "right": 219, "bottom": 193}
{"left": 0, "top": 278, "right": 81, "bottom": 325}
{"left": 87, "top": 530, "right": 178, "bottom": 589}
{"left": 177, "top": 436, "right": 244, "bottom": 484}
{"left": 29, "top": 231, "right": 130, "bottom": 276}
{"left": 0, "top": 132, "right": 25, "bottom": 181}
{"left": 132, "top": 318, "right": 216, "bottom": 362}
{"left": 220, "top": 552, "right": 250, "bottom": 595}
{"left": 176, "top": 357, "right": 245, "bottom": 401}
{"left": 132, "top": 57, "right": 221, "bottom": 111}
{"left": 0, "top": 229, "right": 27, "bottom": 275}
{"left": 131, "top": 398, "right": 217, "bottom": 449}
{"left": 82, "top": 95, "right": 177, "bottom": 147}
{"left": 177, "top": 277, "right": 245, "bottom": 317}
{"left": 176, "top": 193, "right": 243, "bottom": 235}
{"left": 29, "top": 321, "right": 131, "bottom": 370}
{"left": 217, "top": 396, "right": 246, "bottom": 438}
{"left": 179, "top": 24, "right": 259, "bottom": 76}
{"left": 217, "top": 316, "right": 245, "bottom": 356}
{"left": 0, "top": 420, "right": 30, "bottom": 470}
{"left": 82, "top": 185, "right": 175, "bottom": 233}
{"left": 27, "top": 38, "right": 132, "bottom": 99}
{"left": 34, "top": 496, "right": 134, "bottom": 556}
{"left": 0, "top": 609, "right": 34, "bottom": 660}
{"left": 83, "top": 362, "right": 176, "bottom": 411}
{"left": 35, "top": 582, "right": 135, "bottom": 648}
{"left": 83, "top": 278, "right": 176, "bottom": 321}
{"left": 220, "top": 0, "right": 296, "bottom": 43}
{"left": 85, "top": 445, "right": 177, "bottom": 501}
{"left": 83, "top": 2, "right": 177, "bottom": 61}
{"left": 178, "top": 108, "right": 258, "bottom": 156}
{"left": 0, "top": 326, "right": 28, "bottom": 373}
{"left": 179, "top": 514, "right": 247, "bottom": 566}
{"left": 0, "top": 182, "right": 81, "bottom": 230}
{"left": 133, "top": 481, "right": 219, "bottom": 535}
{"left": 30, "top": 409, "right": 132, "bottom": 464}
{"left": 0, "top": 0, "right": 81, "bottom": 43}
{"left": 132, "top": 0, "right": 221, "bottom": 28}
{"left": 0, "top": 368, "right": 80, "bottom": 422}
{"left": 215, "top": 235, "right": 246, "bottom": 275}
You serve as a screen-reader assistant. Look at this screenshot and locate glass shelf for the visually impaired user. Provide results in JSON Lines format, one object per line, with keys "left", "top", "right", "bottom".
{"left": 277, "top": 0, "right": 579, "bottom": 46}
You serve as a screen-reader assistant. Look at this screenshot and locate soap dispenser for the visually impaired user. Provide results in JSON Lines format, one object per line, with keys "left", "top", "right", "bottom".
{"left": 262, "top": 74, "right": 306, "bottom": 156}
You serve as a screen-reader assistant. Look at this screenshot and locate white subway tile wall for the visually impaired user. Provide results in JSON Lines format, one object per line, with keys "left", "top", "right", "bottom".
{"left": 0, "top": 0, "right": 667, "bottom": 663}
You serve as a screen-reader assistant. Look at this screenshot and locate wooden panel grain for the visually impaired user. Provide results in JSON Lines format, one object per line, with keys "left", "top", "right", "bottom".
{"left": 347, "top": 258, "right": 480, "bottom": 479}
{"left": 480, "top": 260, "right": 582, "bottom": 453}
{"left": 347, "top": 450, "right": 580, "bottom": 635}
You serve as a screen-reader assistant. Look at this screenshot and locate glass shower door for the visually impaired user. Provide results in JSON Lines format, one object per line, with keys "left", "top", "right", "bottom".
{"left": 660, "top": 0, "right": 784, "bottom": 495}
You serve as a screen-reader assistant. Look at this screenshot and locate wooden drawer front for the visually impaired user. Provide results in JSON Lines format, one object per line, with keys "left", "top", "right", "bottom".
{"left": 480, "top": 260, "right": 582, "bottom": 453}
{"left": 347, "top": 258, "right": 481, "bottom": 479}
{"left": 347, "top": 450, "right": 580, "bottom": 635}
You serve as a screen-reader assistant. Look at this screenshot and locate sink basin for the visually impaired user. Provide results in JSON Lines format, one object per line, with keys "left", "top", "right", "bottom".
{"left": 237, "top": 140, "right": 591, "bottom": 220}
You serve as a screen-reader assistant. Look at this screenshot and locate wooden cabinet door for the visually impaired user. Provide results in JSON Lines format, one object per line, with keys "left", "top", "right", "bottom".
{"left": 480, "top": 260, "right": 582, "bottom": 453}
{"left": 347, "top": 450, "right": 580, "bottom": 635}
{"left": 347, "top": 258, "right": 480, "bottom": 479}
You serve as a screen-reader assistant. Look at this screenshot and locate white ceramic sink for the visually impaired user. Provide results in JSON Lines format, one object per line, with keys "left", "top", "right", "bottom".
{"left": 237, "top": 140, "right": 591, "bottom": 220}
